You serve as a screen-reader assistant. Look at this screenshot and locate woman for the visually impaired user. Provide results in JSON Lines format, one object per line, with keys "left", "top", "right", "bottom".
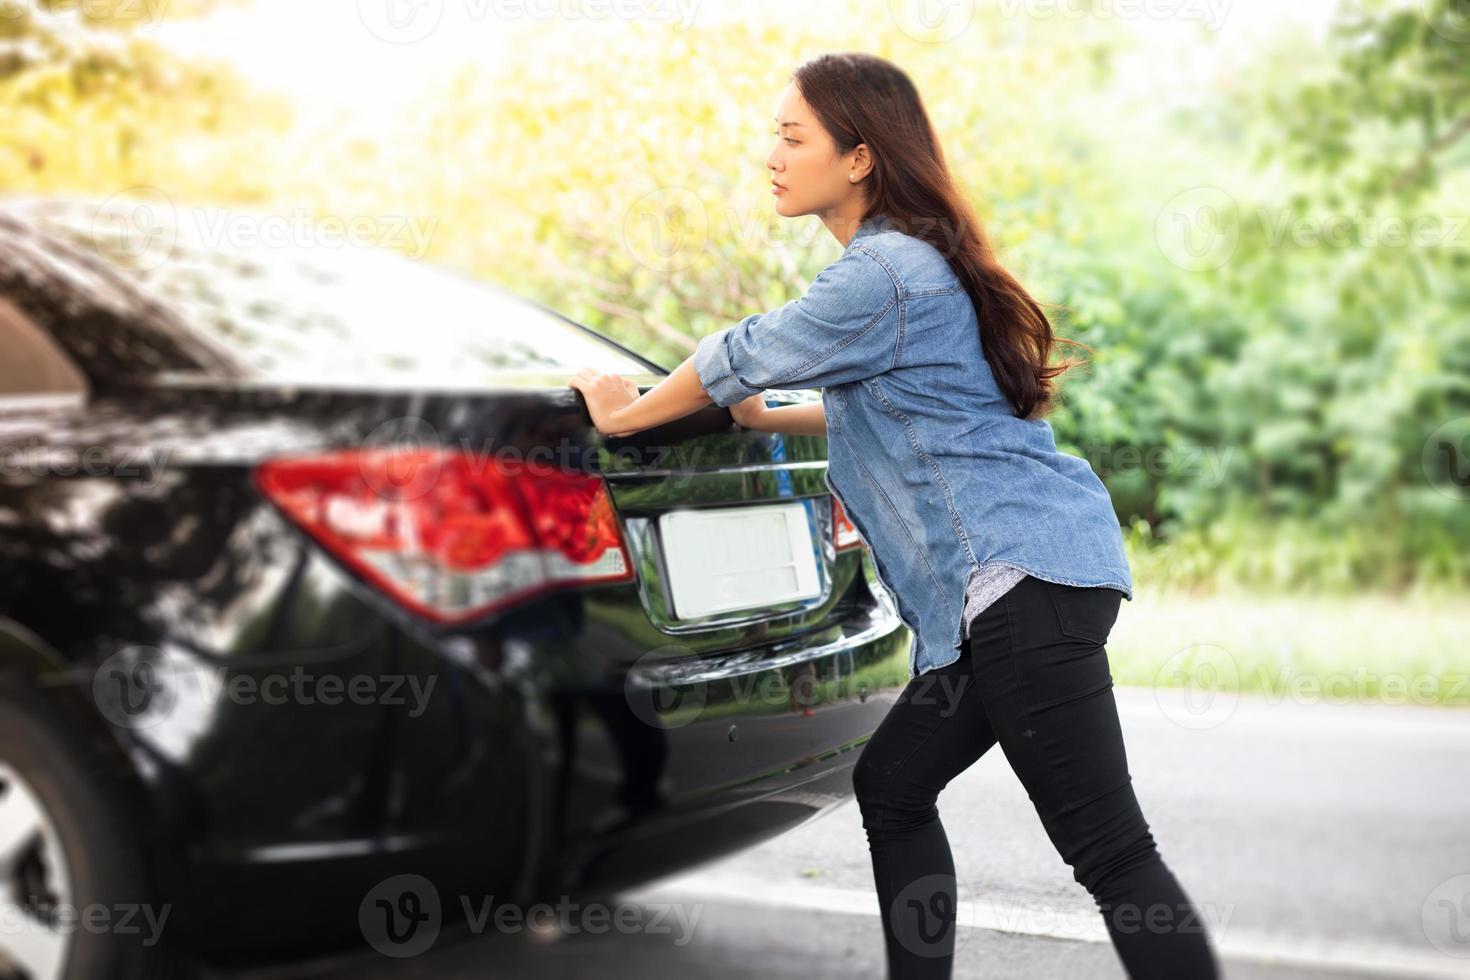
{"left": 568, "top": 52, "right": 1219, "bottom": 980}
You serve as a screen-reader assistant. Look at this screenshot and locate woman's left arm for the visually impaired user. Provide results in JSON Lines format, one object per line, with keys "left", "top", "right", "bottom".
{"left": 570, "top": 244, "right": 899, "bottom": 437}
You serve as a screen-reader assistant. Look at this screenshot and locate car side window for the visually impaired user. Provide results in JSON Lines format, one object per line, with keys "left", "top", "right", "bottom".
{"left": 0, "top": 296, "right": 87, "bottom": 400}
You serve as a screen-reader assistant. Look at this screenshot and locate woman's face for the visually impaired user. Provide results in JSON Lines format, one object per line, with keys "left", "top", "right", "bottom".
{"left": 767, "top": 81, "right": 866, "bottom": 219}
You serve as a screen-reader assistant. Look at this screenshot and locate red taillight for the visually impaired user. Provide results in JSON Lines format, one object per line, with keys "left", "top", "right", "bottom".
{"left": 254, "top": 448, "right": 633, "bottom": 624}
{"left": 832, "top": 494, "right": 863, "bottom": 552}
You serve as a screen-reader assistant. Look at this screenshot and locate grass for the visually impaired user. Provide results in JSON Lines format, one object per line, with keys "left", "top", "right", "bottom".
{"left": 1107, "top": 588, "right": 1470, "bottom": 707}
{"left": 589, "top": 581, "right": 1470, "bottom": 712}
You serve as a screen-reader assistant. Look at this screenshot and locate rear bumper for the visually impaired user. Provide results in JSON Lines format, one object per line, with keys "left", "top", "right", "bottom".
{"left": 26, "top": 569, "right": 909, "bottom": 962}
{"left": 151, "top": 603, "right": 910, "bottom": 963}
{"left": 531, "top": 602, "right": 911, "bottom": 897}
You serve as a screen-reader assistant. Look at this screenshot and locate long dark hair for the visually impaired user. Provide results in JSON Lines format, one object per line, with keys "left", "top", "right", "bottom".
{"left": 792, "top": 52, "right": 1086, "bottom": 420}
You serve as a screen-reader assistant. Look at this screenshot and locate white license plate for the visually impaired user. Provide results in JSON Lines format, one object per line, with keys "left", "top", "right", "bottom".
{"left": 659, "top": 501, "right": 822, "bottom": 619}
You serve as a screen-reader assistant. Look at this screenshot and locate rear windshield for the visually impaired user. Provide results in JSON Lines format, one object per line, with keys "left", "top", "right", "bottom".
{"left": 17, "top": 200, "right": 656, "bottom": 385}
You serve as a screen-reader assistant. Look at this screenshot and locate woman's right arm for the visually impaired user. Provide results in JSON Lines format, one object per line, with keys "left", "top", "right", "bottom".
{"left": 728, "top": 397, "right": 827, "bottom": 436}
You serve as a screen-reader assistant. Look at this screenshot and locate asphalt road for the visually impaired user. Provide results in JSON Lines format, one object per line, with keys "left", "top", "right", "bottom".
{"left": 237, "top": 685, "right": 1470, "bottom": 980}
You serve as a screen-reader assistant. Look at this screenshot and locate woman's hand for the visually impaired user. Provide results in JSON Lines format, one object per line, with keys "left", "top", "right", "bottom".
{"left": 727, "top": 393, "right": 769, "bottom": 430}
{"left": 567, "top": 368, "right": 641, "bottom": 437}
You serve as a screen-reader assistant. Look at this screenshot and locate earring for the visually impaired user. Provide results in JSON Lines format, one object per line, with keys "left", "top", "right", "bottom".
{"left": 849, "top": 174, "right": 856, "bottom": 182}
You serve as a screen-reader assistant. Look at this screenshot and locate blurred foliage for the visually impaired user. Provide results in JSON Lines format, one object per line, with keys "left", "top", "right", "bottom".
{"left": 0, "top": 0, "right": 288, "bottom": 196}
{"left": 1042, "top": 0, "right": 1470, "bottom": 592}
{"left": 1263, "top": 0, "right": 1469, "bottom": 205}
{"left": 0, "top": 0, "right": 1465, "bottom": 592}
{"left": 398, "top": 13, "right": 1123, "bottom": 366}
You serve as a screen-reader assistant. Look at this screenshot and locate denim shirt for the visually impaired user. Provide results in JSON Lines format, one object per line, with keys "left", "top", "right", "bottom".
{"left": 692, "top": 212, "right": 1132, "bottom": 680}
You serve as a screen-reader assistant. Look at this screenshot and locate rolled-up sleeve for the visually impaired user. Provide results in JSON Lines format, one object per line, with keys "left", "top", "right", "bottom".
{"left": 691, "top": 244, "right": 901, "bottom": 408}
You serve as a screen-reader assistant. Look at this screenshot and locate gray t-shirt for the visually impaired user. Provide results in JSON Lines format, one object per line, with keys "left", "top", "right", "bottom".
{"left": 961, "top": 565, "right": 1029, "bottom": 640}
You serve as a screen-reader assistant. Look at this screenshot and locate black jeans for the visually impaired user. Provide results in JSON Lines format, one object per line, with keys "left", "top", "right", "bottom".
{"left": 852, "top": 574, "right": 1220, "bottom": 979}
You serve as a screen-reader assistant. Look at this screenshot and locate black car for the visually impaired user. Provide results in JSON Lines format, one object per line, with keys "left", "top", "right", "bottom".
{"left": 0, "top": 194, "right": 910, "bottom": 978}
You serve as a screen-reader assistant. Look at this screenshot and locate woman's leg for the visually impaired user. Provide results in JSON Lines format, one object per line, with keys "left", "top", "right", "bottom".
{"left": 966, "top": 575, "right": 1221, "bottom": 979}
{"left": 853, "top": 649, "right": 999, "bottom": 979}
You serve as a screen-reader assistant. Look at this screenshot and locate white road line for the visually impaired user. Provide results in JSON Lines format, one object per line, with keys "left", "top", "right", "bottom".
{"left": 630, "top": 872, "right": 1470, "bottom": 980}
